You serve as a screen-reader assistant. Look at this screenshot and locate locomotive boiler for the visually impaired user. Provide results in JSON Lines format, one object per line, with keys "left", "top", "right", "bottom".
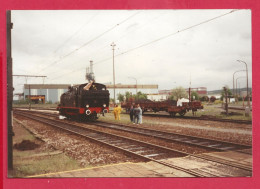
{"left": 57, "top": 81, "right": 110, "bottom": 120}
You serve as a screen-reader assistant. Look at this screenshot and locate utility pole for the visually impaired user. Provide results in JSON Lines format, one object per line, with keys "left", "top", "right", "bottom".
{"left": 224, "top": 87, "right": 228, "bottom": 115}
{"left": 111, "top": 42, "right": 116, "bottom": 105}
{"left": 232, "top": 70, "right": 245, "bottom": 96}
{"left": 7, "top": 10, "right": 14, "bottom": 170}
{"left": 29, "top": 85, "right": 31, "bottom": 110}
{"left": 236, "top": 76, "right": 246, "bottom": 98}
{"left": 237, "top": 60, "right": 250, "bottom": 109}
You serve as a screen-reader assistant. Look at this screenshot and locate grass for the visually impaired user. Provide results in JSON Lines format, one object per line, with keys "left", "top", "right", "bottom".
{"left": 12, "top": 153, "right": 80, "bottom": 178}
{"left": 193, "top": 103, "right": 252, "bottom": 121}
{"left": 11, "top": 119, "right": 81, "bottom": 178}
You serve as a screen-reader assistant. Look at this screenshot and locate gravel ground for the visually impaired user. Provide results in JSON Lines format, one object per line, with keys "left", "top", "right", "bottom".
{"left": 14, "top": 111, "right": 252, "bottom": 168}
{"left": 135, "top": 116, "right": 252, "bottom": 145}
{"left": 14, "top": 115, "right": 142, "bottom": 168}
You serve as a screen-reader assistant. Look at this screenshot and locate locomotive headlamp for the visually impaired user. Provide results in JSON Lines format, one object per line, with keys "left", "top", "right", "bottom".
{"left": 86, "top": 104, "right": 89, "bottom": 108}
{"left": 86, "top": 109, "right": 91, "bottom": 115}
{"left": 103, "top": 104, "right": 106, "bottom": 107}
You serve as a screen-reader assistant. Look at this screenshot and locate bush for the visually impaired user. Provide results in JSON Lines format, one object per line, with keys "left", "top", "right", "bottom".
{"left": 214, "top": 100, "right": 222, "bottom": 104}
{"left": 200, "top": 96, "right": 209, "bottom": 102}
{"left": 210, "top": 96, "right": 216, "bottom": 102}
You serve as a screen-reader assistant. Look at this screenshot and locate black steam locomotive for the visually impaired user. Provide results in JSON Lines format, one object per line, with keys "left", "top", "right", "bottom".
{"left": 57, "top": 82, "right": 110, "bottom": 120}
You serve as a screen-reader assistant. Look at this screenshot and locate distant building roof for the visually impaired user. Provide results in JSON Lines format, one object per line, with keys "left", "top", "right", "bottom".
{"left": 24, "top": 84, "right": 70, "bottom": 89}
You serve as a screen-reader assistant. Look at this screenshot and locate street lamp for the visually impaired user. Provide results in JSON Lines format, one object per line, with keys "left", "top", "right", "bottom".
{"left": 128, "top": 76, "right": 137, "bottom": 94}
{"left": 236, "top": 76, "right": 246, "bottom": 97}
{"left": 111, "top": 42, "right": 116, "bottom": 105}
{"left": 237, "top": 60, "right": 250, "bottom": 108}
{"left": 233, "top": 70, "right": 246, "bottom": 96}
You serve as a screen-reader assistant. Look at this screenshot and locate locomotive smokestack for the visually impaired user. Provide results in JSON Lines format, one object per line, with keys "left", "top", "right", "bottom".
{"left": 85, "top": 60, "right": 95, "bottom": 82}
{"left": 90, "top": 60, "right": 93, "bottom": 73}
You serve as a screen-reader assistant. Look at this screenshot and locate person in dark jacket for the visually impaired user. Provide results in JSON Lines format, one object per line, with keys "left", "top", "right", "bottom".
{"left": 133, "top": 105, "right": 140, "bottom": 124}
{"left": 129, "top": 105, "right": 134, "bottom": 123}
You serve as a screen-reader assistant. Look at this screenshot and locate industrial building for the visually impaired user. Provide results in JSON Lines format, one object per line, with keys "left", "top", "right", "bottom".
{"left": 24, "top": 84, "right": 70, "bottom": 103}
{"left": 23, "top": 83, "right": 158, "bottom": 103}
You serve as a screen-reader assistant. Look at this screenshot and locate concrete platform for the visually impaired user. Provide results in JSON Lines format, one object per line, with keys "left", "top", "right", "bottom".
{"left": 28, "top": 149, "right": 252, "bottom": 178}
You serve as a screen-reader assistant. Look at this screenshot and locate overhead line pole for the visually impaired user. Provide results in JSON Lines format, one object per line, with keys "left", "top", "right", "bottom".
{"left": 111, "top": 42, "right": 116, "bottom": 105}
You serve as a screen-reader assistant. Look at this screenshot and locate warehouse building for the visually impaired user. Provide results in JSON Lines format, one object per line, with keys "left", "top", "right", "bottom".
{"left": 23, "top": 83, "right": 158, "bottom": 104}
{"left": 24, "top": 84, "right": 70, "bottom": 103}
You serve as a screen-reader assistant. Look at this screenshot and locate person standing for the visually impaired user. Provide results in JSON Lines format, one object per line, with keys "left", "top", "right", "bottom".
{"left": 133, "top": 105, "right": 140, "bottom": 124}
{"left": 117, "top": 105, "right": 122, "bottom": 120}
{"left": 136, "top": 104, "right": 142, "bottom": 124}
{"left": 138, "top": 105, "right": 143, "bottom": 124}
{"left": 113, "top": 105, "right": 118, "bottom": 120}
{"left": 129, "top": 105, "right": 134, "bottom": 123}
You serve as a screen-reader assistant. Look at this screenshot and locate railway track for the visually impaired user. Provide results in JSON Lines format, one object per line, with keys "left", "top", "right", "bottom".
{"left": 93, "top": 121, "right": 252, "bottom": 154}
{"left": 14, "top": 110, "right": 252, "bottom": 177}
{"left": 142, "top": 112, "right": 252, "bottom": 124}
{"left": 14, "top": 109, "right": 252, "bottom": 154}
{"left": 14, "top": 107, "right": 252, "bottom": 124}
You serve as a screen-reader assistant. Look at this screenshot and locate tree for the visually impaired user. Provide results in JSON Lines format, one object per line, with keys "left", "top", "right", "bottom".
{"left": 117, "top": 93, "right": 125, "bottom": 102}
{"left": 133, "top": 91, "right": 147, "bottom": 100}
{"left": 169, "top": 87, "right": 188, "bottom": 100}
{"left": 125, "top": 91, "right": 132, "bottom": 101}
{"left": 191, "top": 91, "right": 199, "bottom": 100}
{"left": 200, "top": 96, "right": 209, "bottom": 102}
{"left": 221, "top": 86, "right": 232, "bottom": 100}
{"left": 110, "top": 98, "right": 115, "bottom": 103}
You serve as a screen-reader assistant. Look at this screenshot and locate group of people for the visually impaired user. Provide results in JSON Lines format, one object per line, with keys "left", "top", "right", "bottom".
{"left": 129, "top": 104, "right": 142, "bottom": 124}
{"left": 113, "top": 104, "right": 143, "bottom": 124}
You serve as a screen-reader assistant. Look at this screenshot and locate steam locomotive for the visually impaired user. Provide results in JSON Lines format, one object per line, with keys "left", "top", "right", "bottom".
{"left": 57, "top": 81, "right": 110, "bottom": 120}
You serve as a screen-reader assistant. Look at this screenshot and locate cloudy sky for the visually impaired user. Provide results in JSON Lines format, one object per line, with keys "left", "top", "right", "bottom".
{"left": 12, "top": 9, "right": 252, "bottom": 95}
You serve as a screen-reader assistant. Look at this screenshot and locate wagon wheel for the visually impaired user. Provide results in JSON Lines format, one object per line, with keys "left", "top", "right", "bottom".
{"left": 179, "top": 111, "right": 186, "bottom": 116}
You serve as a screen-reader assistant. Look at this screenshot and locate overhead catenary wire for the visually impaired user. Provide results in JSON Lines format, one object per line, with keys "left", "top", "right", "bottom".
{"left": 68, "top": 11, "right": 167, "bottom": 63}
{"left": 49, "top": 9, "right": 239, "bottom": 81}
{"left": 52, "top": 12, "right": 100, "bottom": 54}
{"left": 94, "top": 9, "right": 240, "bottom": 65}
{"left": 35, "top": 12, "right": 100, "bottom": 75}
{"left": 37, "top": 11, "right": 142, "bottom": 75}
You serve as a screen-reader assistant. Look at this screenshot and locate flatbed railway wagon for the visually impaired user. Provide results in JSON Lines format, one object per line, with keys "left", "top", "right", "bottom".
{"left": 122, "top": 99, "right": 203, "bottom": 117}
{"left": 121, "top": 99, "right": 176, "bottom": 113}
{"left": 168, "top": 101, "right": 203, "bottom": 117}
